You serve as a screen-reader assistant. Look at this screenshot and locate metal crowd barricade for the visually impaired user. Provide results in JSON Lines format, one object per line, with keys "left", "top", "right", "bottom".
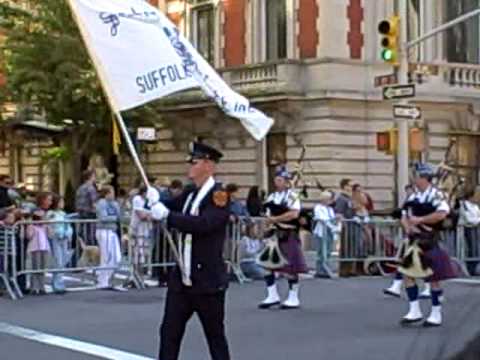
{"left": 12, "top": 218, "right": 134, "bottom": 297}
{"left": 132, "top": 220, "right": 177, "bottom": 289}
{"left": 312, "top": 218, "right": 405, "bottom": 277}
{"left": 0, "top": 225, "right": 21, "bottom": 300}
{"left": 225, "top": 217, "right": 249, "bottom": 284}
{"left": 449, "top": 224, "right": 480, "bottom": 277}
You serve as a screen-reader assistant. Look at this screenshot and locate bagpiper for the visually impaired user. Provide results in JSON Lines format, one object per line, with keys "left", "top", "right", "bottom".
{"left": 257, "top": 166, "right": 308, "bottom": 309}
{"left": 397, "top": 162, "right": 457, "bottom": 327}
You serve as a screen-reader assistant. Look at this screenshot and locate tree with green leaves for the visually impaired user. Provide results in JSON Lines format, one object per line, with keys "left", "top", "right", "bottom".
{"left": 0, "top": 0, "right": 158, "bottom": 190}
{"left": 0, "top": 0, "right": 109, "bottom": 188}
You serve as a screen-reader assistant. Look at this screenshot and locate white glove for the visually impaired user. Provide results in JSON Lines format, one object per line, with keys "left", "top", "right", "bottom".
{"left": 151, "top": 202, "right": 170, "bottom": 220}
{"left": 146, "top": 186, "right": 160, "bottom": 208}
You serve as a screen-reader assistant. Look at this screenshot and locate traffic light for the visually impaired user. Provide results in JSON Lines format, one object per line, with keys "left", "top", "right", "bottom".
{"left": 409, "top": 127, "right": 425, "bottom": 152}
{"left": 376, "top": 129, "right": 397, "bottom": 155}
{"left": 378, "top": 15, "right": 400, "bottom": 65}
{"left": 376, "top": 127, "right": 425, "bottom": 155}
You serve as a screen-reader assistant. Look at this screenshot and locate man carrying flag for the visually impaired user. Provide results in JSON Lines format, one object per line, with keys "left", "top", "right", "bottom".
{"left": 147, "top": 141, "right": 231, "bottom": 360}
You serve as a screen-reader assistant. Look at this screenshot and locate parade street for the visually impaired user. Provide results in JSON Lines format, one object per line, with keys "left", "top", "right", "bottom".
{"left": 0, "top": 277, "right": 479, "bottom": 360}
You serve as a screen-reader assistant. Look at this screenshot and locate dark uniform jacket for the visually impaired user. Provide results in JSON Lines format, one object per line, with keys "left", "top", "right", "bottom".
{"left": 165, "top": 183, "right": 229, "bottom": 294}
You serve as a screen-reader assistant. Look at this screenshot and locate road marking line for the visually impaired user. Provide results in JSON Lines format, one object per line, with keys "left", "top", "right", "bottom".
{"left": 0, "top": 322, "right": 154, "bottom": 360}
{"left": 448, "top": 278, "right": 480, "bottom": 285}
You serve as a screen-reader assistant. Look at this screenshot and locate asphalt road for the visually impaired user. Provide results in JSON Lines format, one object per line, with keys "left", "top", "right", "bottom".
{"left": 1, "top": 277, "right": 479, "bottom": 360}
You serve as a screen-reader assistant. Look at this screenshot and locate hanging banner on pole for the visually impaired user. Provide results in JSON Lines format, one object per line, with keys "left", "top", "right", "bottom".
{"left": 68, "top": 0, "right": 274, "bottom": 141}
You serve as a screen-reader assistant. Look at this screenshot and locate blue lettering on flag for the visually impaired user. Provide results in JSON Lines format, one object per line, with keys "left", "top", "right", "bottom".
{"left": 136, "top": 64, "right": 192, "bottom": 94}
{"left": 99, "top": 7, "right": 159, "bottom": 37}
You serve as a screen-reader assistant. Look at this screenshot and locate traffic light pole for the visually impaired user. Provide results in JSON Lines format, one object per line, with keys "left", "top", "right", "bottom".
{"left": 396, "top": 0, "right": 409, "bottom": 205}
{"left": 394, "top": 3, "right": 480, "bottom": 205}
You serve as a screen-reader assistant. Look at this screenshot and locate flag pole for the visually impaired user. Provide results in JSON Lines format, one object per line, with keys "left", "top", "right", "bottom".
{"left": 65, "top": 0, "right": 149, "bottom": 187}
{"left": 66, "top": 0, "right": 189, "bottom": 281}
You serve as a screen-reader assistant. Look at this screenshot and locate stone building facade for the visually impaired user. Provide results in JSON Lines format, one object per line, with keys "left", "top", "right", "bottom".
{"left": 2, "top": 0, "right": 479, "bottom": 209}
{"left": 115, "top": 0, "right": 480, "bottom": 210}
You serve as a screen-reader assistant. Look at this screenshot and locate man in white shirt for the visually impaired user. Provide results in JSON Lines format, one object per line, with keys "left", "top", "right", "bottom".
{"left": 313, "top": 190, "right": 338, "bottom": 278}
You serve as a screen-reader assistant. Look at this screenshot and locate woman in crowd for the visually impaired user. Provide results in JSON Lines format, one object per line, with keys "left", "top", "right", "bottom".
{"left": 352, "top": 183, "right": 373, "bottom": 259}
{"left": 47, "top": 194, "right": 73, "bottom": 294}
{"left": 459, "top": 189, "right": 480, "bottom": 275}
{"left": 95, "top": 185, "right": 123, "bottom": 290}
{"left": 246, "top": 185, "right": 265, "bottom": 217}
{"left": 239, "top": 221, "right": 265, "bottom": 280}
{"left": 313, "top": 190, "right": 339, "bottom": 277}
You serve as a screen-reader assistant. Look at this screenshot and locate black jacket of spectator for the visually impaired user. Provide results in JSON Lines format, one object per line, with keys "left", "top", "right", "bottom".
{"left": 0, "top": 185, "right": 13, "bottom": 209}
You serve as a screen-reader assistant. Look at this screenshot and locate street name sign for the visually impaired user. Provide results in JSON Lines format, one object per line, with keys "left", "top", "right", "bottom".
{"left": 383, "top": 84, "right": 416, "bottom": 100}
{"left": 393, "top": 105, "right": 422, "bottom": 119}
{"left": 374, "top": 73, "right": 398, "bottom": 87}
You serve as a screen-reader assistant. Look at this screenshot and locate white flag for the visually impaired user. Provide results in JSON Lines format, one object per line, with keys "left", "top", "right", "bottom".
{"left": 69, "top": 0, "right": 274, "bottom": 141}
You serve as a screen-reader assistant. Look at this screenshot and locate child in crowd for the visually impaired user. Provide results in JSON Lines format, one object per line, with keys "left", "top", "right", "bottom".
{"left": 0, "top": 209, "right": 27, "bottom": 293}
{"left": 26, "top": 209, "right": 50, "bottom": 295}
{"left": 239, "top": 221, "right": 265, "bottom": 280}
{"left": 129, "top": 185, "right": 152, "bottom": 285}
{"left": 47, "top": 195, "right": 73, "bottom": 294}
{"left": 95, "top": 185, "right": 124, "bottom": 290}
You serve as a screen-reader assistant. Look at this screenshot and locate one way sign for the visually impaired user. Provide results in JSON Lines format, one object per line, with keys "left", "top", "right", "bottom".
{"left": 393, "top": 105, "right": 422, "bottom": 119}
{"left": 383, "top": 84, "right": 416, "bottom": 100}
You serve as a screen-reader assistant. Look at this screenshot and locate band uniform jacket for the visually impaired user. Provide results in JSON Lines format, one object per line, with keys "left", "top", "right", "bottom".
{"left": 164, "top": 183, "right": 230, "bottom": 294}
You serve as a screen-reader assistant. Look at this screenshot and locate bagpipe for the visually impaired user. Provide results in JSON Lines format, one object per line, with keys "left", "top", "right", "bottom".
{"left": 430, "top": 138, "right": 467, "bottom": 228}
{"left": 255, "top": 202, "right": 295, "bottom": 270}
{"left": 290, "top": 145, "right": 325, "bottom": 200}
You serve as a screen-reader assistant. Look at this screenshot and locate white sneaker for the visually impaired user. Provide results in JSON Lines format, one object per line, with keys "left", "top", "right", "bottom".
{"left": 383, "top": 280, "right": 402, "bottom": 298}
{"left": 400, "top": 300, "right": 423, "bottom": 325}
{"left": 281, "top": 284, "right": 300, "bottom": 309}
{"left": 423, "top": 306, "right": 442, "bottom": 327}
{"left": 419, "top": 288, "right": 431, "bottom": 299}
{"left": 111, "top": 286, "right": 128, "bottom": 292}
{"left": 258, "top": 285, "right": 280, "bottom": 309}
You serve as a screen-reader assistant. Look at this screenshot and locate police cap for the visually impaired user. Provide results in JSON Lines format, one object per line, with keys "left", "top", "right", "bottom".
{"left": 186, "top": 141, "right": 223, "bottom": 163}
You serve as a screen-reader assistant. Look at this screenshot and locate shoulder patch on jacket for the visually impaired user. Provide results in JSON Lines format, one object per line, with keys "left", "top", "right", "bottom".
{"left": 213, "top": 191, "right": 228, "bottom": 208}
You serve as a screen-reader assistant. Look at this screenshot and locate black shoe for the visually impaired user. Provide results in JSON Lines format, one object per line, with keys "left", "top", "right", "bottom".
{"left": 258, "top": 301, "right": 280, "bottom": 309}
{"left": 400, "top": 317, "right": 423, "bottom": 326}
{"left": 54, "top": 290, "right": 67, "bottom": 295}
{"left": 383, "top": 289, "right": 401, "bottom": 298}
{"left": 423, "top": 320, "right": 441, "bottom": 328}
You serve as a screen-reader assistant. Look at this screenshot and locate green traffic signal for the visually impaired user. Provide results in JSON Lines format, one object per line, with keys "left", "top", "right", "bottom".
{"left": 378, "top": 15, "right": 399, "bottom": 65}
{"left": 382, "top": 49, "right": 394, "bottom": 61}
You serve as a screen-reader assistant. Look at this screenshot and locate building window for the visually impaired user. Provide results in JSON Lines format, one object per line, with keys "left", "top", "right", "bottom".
{"left": 266, "top": 0, "right": 287, "bottom": 60}
{"left": 444, "top": 0, "right": 480, "bottom": 64}
{"left": 407, "top": 0, "right": 421, "bottom": 61}
{"left": 266, "top": 132, "right": 287, "bottom": 193}
{"left": 449, "top": 134, "right": 480, "bottom": 190}
{"left": 247, "top": 0, "right": 295, "bottom": 64}
{"left": 191, "top": 4, "right": 215, "bottom": 64}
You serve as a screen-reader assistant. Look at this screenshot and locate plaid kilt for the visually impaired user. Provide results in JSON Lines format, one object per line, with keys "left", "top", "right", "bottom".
{"left": 278, "top": 231, "right": 308, "bottom": 275}
{"left": 423, "top": 244, "right": 458, "bottom": 282}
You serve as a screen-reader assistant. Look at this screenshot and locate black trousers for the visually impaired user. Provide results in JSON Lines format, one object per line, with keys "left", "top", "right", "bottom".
{"left": 159, "top": 289, "right": 230, "bottom": 360}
